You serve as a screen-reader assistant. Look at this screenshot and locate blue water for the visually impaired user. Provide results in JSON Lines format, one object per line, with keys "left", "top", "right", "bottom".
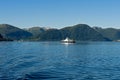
{"left": 0, "top": 42, "right": 120, "bottom": 80}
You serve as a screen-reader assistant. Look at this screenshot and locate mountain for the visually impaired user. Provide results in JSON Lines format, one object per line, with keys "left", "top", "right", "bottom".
{"left": 94, "top": 27, "right": 120, "bottom": 41}
{"left": 60, "top": 24, "right": 109, "bottom": 41}
{"left": 0, "top": 24, "right": 32, "bottom": 40}
{"left": 25, "top": 27, "right": 55, "bottom": 40}
{"left": 33, "top": 24, "right": 109, "bottom": 41}
{"left": 26, "top": 27, "right": 45, "bottom": 38}
{"left": 0, "top": 24, "right": 111, "bottom": 41}
{"left": 39, "top": 29, "right": 62, "bottom": 41}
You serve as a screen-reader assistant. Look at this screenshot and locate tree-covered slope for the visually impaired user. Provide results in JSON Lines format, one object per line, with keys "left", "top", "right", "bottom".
{"left": 34, "top": 24, "right": 109, "bottom": 41}
{"left": 0, "top": 24, "right": 32, "bottom": 40}
{"left": 60, "top": 24, "right": 109, "bottom": 41}
{"left": 94, "top": 27, "right": 120, "bottom": 41}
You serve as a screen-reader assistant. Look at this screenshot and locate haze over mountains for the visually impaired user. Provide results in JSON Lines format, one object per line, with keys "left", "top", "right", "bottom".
{"left": 0, "top": 23, "right": 120, "bottom": 41}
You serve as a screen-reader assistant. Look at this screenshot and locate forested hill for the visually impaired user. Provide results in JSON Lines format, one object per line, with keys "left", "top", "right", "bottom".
{"left": 27, "top": 24, "right": 110, "bottom": 41}
{"left": 0, "top": 24, "right": 32, "bottom": 40}
{"left": 1, "top": 23, "right": 118, "bottom": 41}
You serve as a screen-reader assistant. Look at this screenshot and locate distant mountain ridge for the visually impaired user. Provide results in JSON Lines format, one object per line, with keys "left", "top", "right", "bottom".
{"left": 0, "top": 23, "right": 119, "bottom": 41}
{"left": 26, "top": 24, "right": 110, "bottom": 41}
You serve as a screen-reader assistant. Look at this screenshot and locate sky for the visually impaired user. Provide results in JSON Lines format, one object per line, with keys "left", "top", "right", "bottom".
{"left": 0, "top": 0, "right": 120, "bottom": 28}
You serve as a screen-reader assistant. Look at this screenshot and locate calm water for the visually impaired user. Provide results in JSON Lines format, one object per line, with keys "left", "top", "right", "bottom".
{"left": 0, "top": 42, "right": 120, "bottom": 80}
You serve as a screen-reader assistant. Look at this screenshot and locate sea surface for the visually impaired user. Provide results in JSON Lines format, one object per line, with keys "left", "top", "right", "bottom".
{"left": 0, "top": 41, "right": 120, "bottom": 80}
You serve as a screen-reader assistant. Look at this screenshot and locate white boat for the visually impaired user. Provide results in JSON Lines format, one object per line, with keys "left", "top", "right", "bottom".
{"left": 61, "top": 37, "right": 75, "bottom": 43}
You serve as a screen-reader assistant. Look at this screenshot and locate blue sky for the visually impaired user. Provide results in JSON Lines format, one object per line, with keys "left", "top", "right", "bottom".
{"left": 0, "top": 0, "right": 120, "bottom": 28}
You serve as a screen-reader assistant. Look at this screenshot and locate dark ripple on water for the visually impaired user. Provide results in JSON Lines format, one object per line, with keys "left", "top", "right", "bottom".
{"left": 17, "top": 71, "right": 63, "bottom": 80}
